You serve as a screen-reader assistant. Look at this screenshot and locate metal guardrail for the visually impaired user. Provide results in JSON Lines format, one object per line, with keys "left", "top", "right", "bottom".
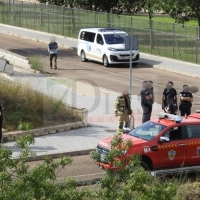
{"left": 0, "top": 0, "right": 200, "bottom": 64}
{"left": 151, "top": 165, "right": 200, "bottom": 177}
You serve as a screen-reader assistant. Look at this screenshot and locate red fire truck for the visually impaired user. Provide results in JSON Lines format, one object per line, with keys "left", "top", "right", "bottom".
{"left": 96, "top": 112, "right": 200, "bottom": 176}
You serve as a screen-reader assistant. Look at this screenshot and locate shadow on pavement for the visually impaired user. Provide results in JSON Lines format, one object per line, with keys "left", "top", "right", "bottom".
{"left": 140, "top": 57, "right": 162, "bottom": 66}
{"left": 8, "top": 48, "right": 77, "bottom": 59}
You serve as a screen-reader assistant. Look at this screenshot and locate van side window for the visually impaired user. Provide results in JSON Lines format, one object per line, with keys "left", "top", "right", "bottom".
{"left": 186, "top": 125, "right": 200, "bottom": 139}
{"left": 80, "top": 31, "right": 96, "bottom": 43}
{"left": 96, "top": 34, "right": 103, "bottom": 45}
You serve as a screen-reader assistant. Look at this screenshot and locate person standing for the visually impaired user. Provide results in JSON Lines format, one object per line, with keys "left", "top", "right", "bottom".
{"left": 140, "top": 81, "right": 153, "bottom": 123}
{"left": 48, "top": 40, "right": 58, "bottom": 70}
{"left": 0, "top": 103, "right": 3, "bottom": 144}
{"left": 162, "top": 81, "right": 177, "bottom": 112}
{"left": 179, "top": 85, "right": 193, "bottom": 116}
{"left": 114, "top": 92, "right": 132, "bottom": 134}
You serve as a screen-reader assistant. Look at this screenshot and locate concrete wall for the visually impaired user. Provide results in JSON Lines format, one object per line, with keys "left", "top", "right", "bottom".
{"left": 0, "top": 48, "right": 31, "bottom": 70}
{"left": 0, "top": 57, "right": 13, "bottom": 75}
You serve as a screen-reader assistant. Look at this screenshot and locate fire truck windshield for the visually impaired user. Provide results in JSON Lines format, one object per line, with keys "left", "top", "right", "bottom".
{"left": 129, "top": 121, "right": 167, "bottom": 141}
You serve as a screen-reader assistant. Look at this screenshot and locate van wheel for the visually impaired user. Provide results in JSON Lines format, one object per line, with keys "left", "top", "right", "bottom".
{"left": 132, "top": 63, "right": 138, "bottom": 66}
{"left": 81, "top": 51, "right": 87, "bottom": 62}
{"left": 103, "top": 55, "right": 109, "bottom": 67}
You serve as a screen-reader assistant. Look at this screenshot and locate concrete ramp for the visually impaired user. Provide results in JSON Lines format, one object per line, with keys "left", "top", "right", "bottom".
{"left": 0, "top": 58, "right": 13, "bottom": 75}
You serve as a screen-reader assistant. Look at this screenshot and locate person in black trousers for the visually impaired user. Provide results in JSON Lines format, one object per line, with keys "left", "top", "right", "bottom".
{"left": 179, "top": 85, "right": 193, "bottom": 116}
{"left": 162, "top": 81, "right": 177, "bottom": 112}
{"left": 140, "top": 81, "right": 153, "bottom": 123}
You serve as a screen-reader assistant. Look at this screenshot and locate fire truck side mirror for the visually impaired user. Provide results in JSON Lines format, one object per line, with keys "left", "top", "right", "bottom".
{"left": 159, "top": 136, "right": 170, "bottom": 143}
{"left": 123, "top": 127, "right": 131, "bottom": 134}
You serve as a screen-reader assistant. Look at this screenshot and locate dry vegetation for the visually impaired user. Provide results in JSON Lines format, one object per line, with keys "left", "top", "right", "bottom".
{"left": 0, "top": 78, "right": 81, "bottom": 131}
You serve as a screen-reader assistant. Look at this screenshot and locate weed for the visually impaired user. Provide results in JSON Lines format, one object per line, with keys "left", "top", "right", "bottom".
{"left": 29, "top": 55, "right": 44, "bottom": 72}
{"left": 18, "top": 122, "right": 33, "bottom": 131}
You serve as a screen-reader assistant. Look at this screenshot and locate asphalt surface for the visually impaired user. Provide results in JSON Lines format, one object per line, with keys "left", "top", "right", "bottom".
{"left": 27, "top": 155, "right": 104, "bottom": 184}
{"left": 0, "top": 33, "right": 199, "bottom": 111}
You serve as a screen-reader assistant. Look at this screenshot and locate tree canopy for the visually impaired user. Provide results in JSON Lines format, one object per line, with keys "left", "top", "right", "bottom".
{"left": 37, "top": 0, "right": 200, "bottom": 25}
{"left": 163, "top": 0, "right": 200, "bottom": 26}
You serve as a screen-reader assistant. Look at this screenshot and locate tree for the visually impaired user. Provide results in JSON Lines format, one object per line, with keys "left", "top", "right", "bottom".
{"left": 115, "top": 0, "right": 144, "bottom": 15}
{"left": 0, "top": 135, "right": 91, "bottom": 200}
{"left": 37, "top": 0, "right": 77, "bottom": 7}
{"left": 140, "top": 0, "right": 162, "bottom": 20}
{"left": 163, "top": 0, "right": 200, "bottom": 27}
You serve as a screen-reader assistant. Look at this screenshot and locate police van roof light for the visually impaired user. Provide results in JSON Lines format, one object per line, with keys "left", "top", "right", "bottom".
{"left": 157, "top": 112, "right": 182, "bottom": 123}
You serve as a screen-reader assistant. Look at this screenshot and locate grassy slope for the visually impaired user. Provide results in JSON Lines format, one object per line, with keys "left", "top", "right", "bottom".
{"left": 134, "top": 15, "right": 198, "bottom": 27}
{"left": 0, "top": 78, "right": 80, "bottom": 131}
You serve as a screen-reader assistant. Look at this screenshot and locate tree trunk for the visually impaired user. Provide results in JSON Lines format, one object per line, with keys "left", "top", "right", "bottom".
{"left": 148, "top": 3, "right": 152, "bottom": 20}
{"left": 106, "top": 8, "right": 111, "bottom": 28}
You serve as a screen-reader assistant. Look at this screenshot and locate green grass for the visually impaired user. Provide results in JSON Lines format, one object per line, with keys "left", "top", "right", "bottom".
{"left": 134, "top": 14, "right": 199, "bottom": 26}
{"left": 0, "top": 78, "right": 81, "bottom": 131}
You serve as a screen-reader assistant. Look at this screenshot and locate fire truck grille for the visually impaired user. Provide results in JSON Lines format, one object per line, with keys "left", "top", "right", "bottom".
{"left": 96, "top": 145, "right": 110, "bottom": 163}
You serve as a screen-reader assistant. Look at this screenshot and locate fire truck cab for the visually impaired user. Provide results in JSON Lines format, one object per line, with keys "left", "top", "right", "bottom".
{"left": 96, "top": 112, "right": 200, "bottom": 175}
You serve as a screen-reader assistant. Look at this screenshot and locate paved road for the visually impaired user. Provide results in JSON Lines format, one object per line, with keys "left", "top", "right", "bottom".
{"left": 27, "top": 155, "right": 104, "bottom": 184}
{"left": 0, "top": 33, "right": 200, "bottom": 112}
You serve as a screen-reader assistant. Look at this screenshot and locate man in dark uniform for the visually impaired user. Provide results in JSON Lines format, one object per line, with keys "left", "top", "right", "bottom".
{"left": 140, "top": 81, "right": 153, "bottom": 123}
{"left": 0, "top": 103, "right": 3, "bottom": 144}
{"left": 162, "top": 81, "right": 177, "bottom": 112}
{"left": 179, "top": 85, "right": 193, "bottom": 116}
{"left": 114, "top": 92, "right": 132, "bottom": 134}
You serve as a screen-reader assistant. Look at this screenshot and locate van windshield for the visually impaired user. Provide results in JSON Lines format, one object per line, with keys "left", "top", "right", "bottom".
{"left": 103, "top": 33, "right": 126, "bottom": 44}
{"left": 129, "top": 121, "right": 167, "bottom": 141}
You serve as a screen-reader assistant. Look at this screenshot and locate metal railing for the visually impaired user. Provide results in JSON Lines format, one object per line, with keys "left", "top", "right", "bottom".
{"left": 1, "top": 0, "right": 200, "bottom": 64}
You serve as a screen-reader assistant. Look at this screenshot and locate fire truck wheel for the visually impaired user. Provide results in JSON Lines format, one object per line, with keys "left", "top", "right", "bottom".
{"left": 140, "top": 161, "right": 150, "bottom": 171}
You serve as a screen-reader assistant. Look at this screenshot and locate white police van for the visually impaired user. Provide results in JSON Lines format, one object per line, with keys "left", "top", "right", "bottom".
{"left": 77, "top": 28, "right": 140, "bottom": 67}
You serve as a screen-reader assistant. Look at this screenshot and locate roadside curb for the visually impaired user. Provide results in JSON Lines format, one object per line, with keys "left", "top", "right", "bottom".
{"left": 0, "top": 24, "right": 78, "bottom": 49}
{"left": 153, "top": 65, "right": 200, "bottom": 79}
{"left": 21, "top": 149, "right": 94, "bottom": 162}
{"left": 3, "top": 122, "right": 86, "bottom": 143}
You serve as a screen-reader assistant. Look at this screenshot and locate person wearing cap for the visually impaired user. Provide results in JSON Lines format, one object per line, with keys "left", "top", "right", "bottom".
{"left": 179, "top": 85, "right": 193, "bottom": 116}
{"left": 114, "top": 91, "right": 132, "bottom": 134}
{"left": 162, "top": 81, "right": 177, "bottom": 112}
{"left": 140, "top": 81, "right": 154, "bottom": 123}
{"left": 48, "top": 40, "right": 58, "bottom": 70}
